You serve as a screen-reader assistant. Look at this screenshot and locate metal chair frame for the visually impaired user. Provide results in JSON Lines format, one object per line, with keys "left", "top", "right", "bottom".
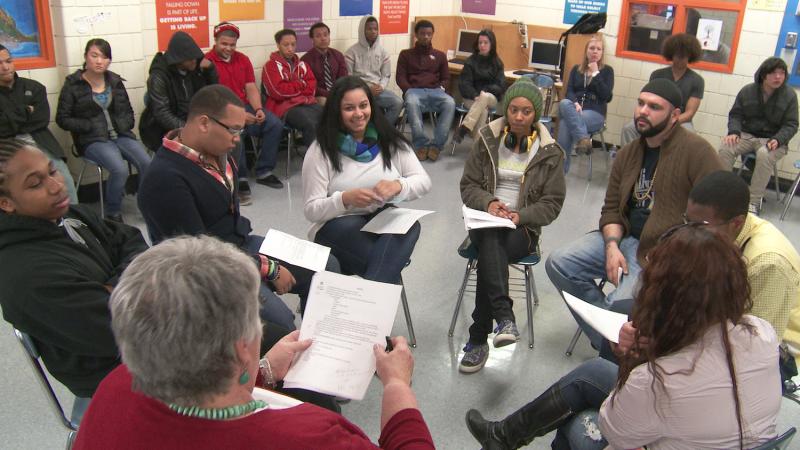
{"left": 780, "top": 160, "right": 800, "bottom": 221}
{"left": 245, "top": 124, "right": 298, "bottom": 181}
{"left": 399, "top": 275, "right": 416, "bottom": 348}
{"left": 565, "top": 279, "right": 606, "bottom": 356}
{"left": 75, "top": 156, "right": 105, "bottom": 219}
{"left": 13, "top": 328, "right": 86, "bottom": 450}
{"left": 737, "top": 151, "right": 781, "bottom": 202}
{"left": 586, "top": 124, "right": 609, "bottom": 182}
{"left": 749, "top": 427, "right": 796, "bottom": 450}
{"left": 448, "top": 238, "right": 540, "bottom": 348}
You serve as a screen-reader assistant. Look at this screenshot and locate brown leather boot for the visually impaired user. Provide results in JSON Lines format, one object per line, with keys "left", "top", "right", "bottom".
{"left": 415, "top": 147, "right": 428, "bottom": 161}
{"left": 427, "top": 146, "right": 440, "bottom": 161}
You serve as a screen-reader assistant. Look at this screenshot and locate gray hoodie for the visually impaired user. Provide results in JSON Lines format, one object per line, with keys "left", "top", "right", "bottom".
{"left": 345, "top": 16, "right": 391, "bottom": 89}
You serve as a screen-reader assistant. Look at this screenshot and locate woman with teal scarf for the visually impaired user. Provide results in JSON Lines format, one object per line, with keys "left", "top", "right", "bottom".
{"left": 302, "top": 76, "right": 431, "bottom": 285}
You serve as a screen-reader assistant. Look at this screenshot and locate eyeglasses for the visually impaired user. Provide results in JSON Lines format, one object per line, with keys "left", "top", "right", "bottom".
{"left": 208, "top": 116, "right": 244, "bottom": 136}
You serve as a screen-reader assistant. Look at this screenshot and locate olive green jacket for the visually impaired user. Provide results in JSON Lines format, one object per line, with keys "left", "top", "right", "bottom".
{"left": 460, "top": 118, "right": 566, "bottom": 240}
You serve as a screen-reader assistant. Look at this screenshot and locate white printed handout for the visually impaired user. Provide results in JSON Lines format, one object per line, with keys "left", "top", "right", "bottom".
{"left": 283, "top": 271, "right": 401, "bottom": 400}
{"left": 360, "top": 207, "right": 435, "bottom": 234}
{"left": 563, "top": 292, "right": 628, "bottom": 343}
{"left": 462, "top": 204, "right": 516, "bottom": 230}
{"left": 259, "top": 229, "right": 331, "bottom": 272}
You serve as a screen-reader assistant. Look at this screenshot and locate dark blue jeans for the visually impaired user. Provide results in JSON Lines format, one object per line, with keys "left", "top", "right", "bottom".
{"left": 552, "top": 357, "right": 616, "bottom": 450}
{"left": 84, "top": 136, "right": 151, "bottom": 215}
{"left": 314, "top": 212, "right": 420, "bottom": 285}
{"left": 467, "top": 227, "right": 532, "bottom": 344}
{"left": 238, "top": 106, "right": 283, "bottom": 179}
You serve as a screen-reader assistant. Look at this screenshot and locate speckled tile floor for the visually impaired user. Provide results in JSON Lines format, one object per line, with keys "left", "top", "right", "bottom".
{"left": 1, "top": 136, "right": 798, "bottom": 449}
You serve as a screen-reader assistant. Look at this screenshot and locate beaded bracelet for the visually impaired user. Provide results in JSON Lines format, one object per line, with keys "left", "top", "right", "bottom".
{"left": 259, "top": 356, "right": 276, "bottom": 388}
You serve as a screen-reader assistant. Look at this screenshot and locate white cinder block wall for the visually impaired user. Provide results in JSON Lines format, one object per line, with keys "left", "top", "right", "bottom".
{"left": 19, "top": 0, "right": 455, "bottom": 178}
{"left": 456, "top": 0, "right": 798, "bottom": 178}
{"left": 16, "top": 0, "right": 798, "bottom": 179}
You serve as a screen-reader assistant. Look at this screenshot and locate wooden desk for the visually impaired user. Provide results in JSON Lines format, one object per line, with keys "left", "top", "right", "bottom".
{"left": 447, "top": 63, "right": 562, "bottom": 112}
{"left": 447, "top": 63, "right": 562, "bottom": 87}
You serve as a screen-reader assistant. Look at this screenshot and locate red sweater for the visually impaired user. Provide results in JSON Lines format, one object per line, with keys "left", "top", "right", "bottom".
{"left": 73, "top": 365, "right": 435, "bottom": 450}
{"left": 300, "top": 47, "right": 349, "bottom": 98}
{"left": 395, "top": 44, "right": 449, "bottom": 93}
{"left": 204, "top": 49, "right": 255, "bottom": 103}
{"left": 262, "top": 51, "right": 317, "bottom": 118}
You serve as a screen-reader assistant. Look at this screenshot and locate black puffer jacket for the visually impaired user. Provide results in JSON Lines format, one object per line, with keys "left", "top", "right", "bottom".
{"left": 139, "top": 31, "right": 218, "bottom": 150}
{"left": 55, "top": 69, "right": 136, "bottom": 154}
{"left": 458, "top": 53, "right": 505, "bottom": 101}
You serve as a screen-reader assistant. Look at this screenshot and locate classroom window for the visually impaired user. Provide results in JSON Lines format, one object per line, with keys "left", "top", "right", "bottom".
{"left": 616, "top": 0, "right": 746, "bottom": 73}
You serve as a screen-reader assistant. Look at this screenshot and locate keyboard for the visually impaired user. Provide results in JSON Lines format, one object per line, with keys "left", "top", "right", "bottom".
{"left": 448, "top": 59, "right": 466, "bottom": 65}
{"left": 512, "top": 69, "right": 535, "bottom": 75}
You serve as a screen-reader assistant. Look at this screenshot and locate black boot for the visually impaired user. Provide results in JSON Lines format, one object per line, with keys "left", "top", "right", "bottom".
{"left": 465, "top": 385, "right": 573, "bottom": 449}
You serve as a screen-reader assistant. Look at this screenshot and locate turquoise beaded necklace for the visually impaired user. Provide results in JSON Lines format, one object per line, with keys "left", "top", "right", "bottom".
{"left": 168, "top": 399, "right": 267, "bottom": 420}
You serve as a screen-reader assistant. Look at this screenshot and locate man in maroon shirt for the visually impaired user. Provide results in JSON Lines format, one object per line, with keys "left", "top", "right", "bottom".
{"left": 396, "top": 20, "right": 455, "bottom": 162}
{"left": 206, "top": 22, "right": 284, "bottom": 199}
{"left": 300, "top": 22, "right": 349, "bottom": 106}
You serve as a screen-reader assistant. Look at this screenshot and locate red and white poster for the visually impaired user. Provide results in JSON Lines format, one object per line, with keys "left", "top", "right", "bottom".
{"left": 379, "top": 0, "right": 409, "bottom": 35}
{"left": 155, "top": 0, "right": 209, "bottom": 51}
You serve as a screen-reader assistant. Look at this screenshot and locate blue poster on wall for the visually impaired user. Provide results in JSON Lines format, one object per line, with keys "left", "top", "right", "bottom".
{"left": 774, "top": 0, "right": 800, "bottom": 87}
{"left": 563, "top": 0, "right": 608, "bottom": 25}
{"left": 340, "top": 0, "right": 372, "bottom": 16}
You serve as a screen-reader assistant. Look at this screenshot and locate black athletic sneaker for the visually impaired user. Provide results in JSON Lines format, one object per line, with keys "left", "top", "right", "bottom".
{"left": 256, "top": 174, "right": 284, "bottom": 189}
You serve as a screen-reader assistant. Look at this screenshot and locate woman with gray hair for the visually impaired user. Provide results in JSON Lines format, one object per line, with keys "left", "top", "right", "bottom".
{"left": 73, "top": 236, "right": 434, "bottom": 449}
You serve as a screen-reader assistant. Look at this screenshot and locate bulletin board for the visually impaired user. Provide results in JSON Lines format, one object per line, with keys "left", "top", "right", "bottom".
{"left": 774, "top": 0, "right": 800, "bottom": 86}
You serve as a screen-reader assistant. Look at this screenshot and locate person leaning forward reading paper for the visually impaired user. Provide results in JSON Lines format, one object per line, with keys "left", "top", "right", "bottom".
{"left": 72, "top": 236, "right": 435, "bottom": 450}
{"left": 138, "top": 85, "right": 340, "bottom": 330}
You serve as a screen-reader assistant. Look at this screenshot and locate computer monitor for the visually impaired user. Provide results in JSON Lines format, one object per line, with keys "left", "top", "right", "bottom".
{"left": 455, "top": 30, "right": 480, "bottom": 58}
{"left": 528, "top": 38, "right": 563, "bottom": 72}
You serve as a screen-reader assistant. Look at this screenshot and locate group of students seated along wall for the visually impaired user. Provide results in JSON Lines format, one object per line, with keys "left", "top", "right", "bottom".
{"left": 1, "top": 9, "right": 800, "bottom": 448}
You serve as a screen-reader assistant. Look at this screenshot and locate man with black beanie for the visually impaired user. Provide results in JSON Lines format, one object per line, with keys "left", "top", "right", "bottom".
{"left": 546, "top": 78, "right": 723, "bottom": 348}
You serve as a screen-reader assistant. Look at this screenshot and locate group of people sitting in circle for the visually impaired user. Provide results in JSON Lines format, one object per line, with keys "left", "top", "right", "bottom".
{"left": 0, "top": 14, "right": 798, "bottom": 450}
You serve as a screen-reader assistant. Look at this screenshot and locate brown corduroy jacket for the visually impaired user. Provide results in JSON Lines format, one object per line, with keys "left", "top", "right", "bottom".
{"left": 599, "top": 125, "right": 723, "bottom": 262}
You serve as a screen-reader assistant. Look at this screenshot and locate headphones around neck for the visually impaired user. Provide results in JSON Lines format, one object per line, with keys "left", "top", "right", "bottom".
{"left": 502, "top": 126, "right": 538, "bottom": 153}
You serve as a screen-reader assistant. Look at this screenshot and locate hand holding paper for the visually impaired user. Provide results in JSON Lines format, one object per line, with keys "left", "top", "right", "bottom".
{"left": 462, "top": 204, "right": 516, "bottom": 230}
{"left": 283, "top": 271, "right": 401, "bottom": 400}
{"left": 361, "top": 208, "right": 434, "bottom": 234}
{"left": 259, "top": 229, "right": 331, "bottom": 272}
{"left": 563, "top": 292, "right": 628, "bottom": 343}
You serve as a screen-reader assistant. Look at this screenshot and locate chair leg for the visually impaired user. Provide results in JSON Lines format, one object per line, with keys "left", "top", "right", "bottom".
{"left": 587, "top": 150, "right": 593, "bottom": 182}
{"left": 400, "top": 276, "right": 416, "bottom": 348}
{"left": 449, "top": 259, "right": 476, "bottom": 336}
{"left": 450, "top": 113, "right": 466, "bottom": 156}
{"left": 523, "top": 266, "right": 534, "bottom": 349}
{"left": 285, "top": 132, "right": 293, "bottom": 180}
{"left": 529, "top": 266, "right": 540, "bottom": 306}
{"left": 774, "top": 164, "right": 781, "bottom": 202}
{"left": 565, "top": 327, "right": 582, "bottom": 356}
{"left": 95, "top": 166, "right": 104, "bottom": 219}
{"left": 66, "top": 430, "right": 76, "bottom": 450}
{"left": 781, "top": 173, "right": 800, "bottom": 221}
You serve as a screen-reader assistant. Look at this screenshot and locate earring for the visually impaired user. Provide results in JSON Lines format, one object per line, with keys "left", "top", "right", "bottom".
{"left": 238, "top": 368, "right": 250, "bottom": 385}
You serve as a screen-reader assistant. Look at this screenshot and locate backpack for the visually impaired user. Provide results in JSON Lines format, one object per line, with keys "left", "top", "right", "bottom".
{"left": 557, "top": 13, "right": 608, "bottom": 75}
